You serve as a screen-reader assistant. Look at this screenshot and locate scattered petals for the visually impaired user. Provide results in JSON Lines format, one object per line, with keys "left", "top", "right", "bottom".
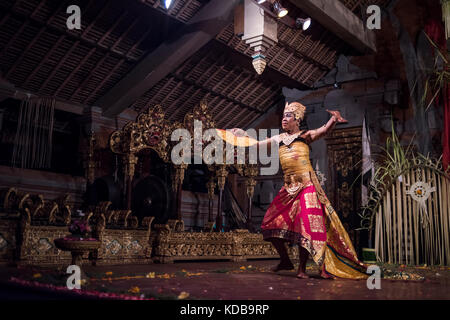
{"left": 9, "top": 277, "right": 153, "bottom": 300}
{"left": 185, "top": 272, "right": 203, "bottom": 277}
{"left": 77, "top": 279, "right": 87, "bottom": 286}
{"left": 128, "top": 286, "right": 140, "bottom": 294}
{"left": 178, "top": 291, "right": 190, "bottom": 300}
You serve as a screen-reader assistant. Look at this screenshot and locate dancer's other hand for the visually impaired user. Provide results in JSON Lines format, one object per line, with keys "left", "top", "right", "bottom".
{"left": 326, "top": 110, "right": 348, "bottom": 123}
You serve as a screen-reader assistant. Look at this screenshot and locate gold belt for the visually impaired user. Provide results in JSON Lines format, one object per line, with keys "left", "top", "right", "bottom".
{"left": 284, "top": 172, "right": 313, "bottom": 196}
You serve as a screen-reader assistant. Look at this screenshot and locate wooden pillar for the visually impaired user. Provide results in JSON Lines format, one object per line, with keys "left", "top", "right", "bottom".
{"left": 126, "top": 178, "right": 133, "bottom": 210}
{"left": 245, "top": 177, "right": 256, "bottom": 232}
{"left": 172, "top": 164, "right": 187, "bottom": 220}
{"left": 85, "top": 131, "right": 96, "bottom": 186}
{"left": 244, "top": 165, "right": 258, "bottom": 232}
{"left": 247, "top": 197, "right": 253, "bottom": 231}
{"left": 216, "top": 189, "right": 223, "bottom": 231}
{"left": 207, "top": 178, "right": 216, "bottom": 222}
{"left": 177, "top": 184, "right": 183, "bottom": 220}
{"left": 215, "top": 165, "right": 228, "bottom": 232}
{"left": 124, "top": 154, "right": 138, "bottom": 210}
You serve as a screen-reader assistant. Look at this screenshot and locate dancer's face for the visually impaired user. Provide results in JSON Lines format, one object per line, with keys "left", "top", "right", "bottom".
{"left": 282, "top": 112, "right": 299, "bottom": 132}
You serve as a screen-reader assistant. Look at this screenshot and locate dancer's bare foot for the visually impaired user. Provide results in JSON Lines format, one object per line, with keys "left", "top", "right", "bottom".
{"left": 296, "top": 272, "right": 310, "bottom": 279}
{"left": 319, "top": 270, "right": 335, "bottom": 279}
{"left": 271, "top": 261, "right": 294, "bottom": 272}
{"left": 296, "top": 263, "right": 309, "bottom": 279}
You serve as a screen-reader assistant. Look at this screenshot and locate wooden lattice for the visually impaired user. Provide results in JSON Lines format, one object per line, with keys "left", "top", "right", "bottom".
{"left": 0, "top": 0, "right": 200, "bottom": 105}
{"left": 0, "top": 0, "right": 361, "bottom": 131}
{"left": 339, "top": 0, "right": 392, "bottom": 17}
{"left": 131, "top": 42, "right": 280, "bottom": 129}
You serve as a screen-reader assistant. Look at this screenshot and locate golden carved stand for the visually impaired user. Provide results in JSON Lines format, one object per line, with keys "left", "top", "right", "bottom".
{"left": 54, "top": 238, "right": 101, "bottom": 267}
{"left": 151, "top": 227, "right": 297, "bottom": 264}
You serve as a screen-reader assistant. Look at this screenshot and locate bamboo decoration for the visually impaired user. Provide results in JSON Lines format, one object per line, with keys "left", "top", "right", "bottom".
{"left": 12, "top": 97, "right": 55, "bottom": 169}
{"left": 359, "top": 118, "right": 450, "bottom": 266}
{"left": 406, "top": 170, "right": 436, "bottom": 228}
{"left": 375, "top": 166, "right": 450, "bottom": 266}
{"left": 401, "top": 173, "right": 408, "bottom": 264}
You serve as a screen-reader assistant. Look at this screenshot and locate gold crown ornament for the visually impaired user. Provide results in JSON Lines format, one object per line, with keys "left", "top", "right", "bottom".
{"left": 284, "top": 101, "right": 306, "bottom": 120}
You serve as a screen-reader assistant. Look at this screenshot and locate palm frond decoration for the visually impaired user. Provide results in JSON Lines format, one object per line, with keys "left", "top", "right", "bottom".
{"left": 420, "top": 32, "right": 449, "bottom": 112}
{"left": 441, "top": 0, "right": 450, "bottom": 40}
{"left": 358, "top": 118, "right": 414, "bottom": 231}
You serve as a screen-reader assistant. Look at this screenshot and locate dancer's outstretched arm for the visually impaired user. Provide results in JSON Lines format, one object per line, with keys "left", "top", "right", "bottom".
{"left": 303, "top": 110, "right": 347, "bottom": 143}
{"left": 217, "top": 128, "right": 279, "bottom": 149}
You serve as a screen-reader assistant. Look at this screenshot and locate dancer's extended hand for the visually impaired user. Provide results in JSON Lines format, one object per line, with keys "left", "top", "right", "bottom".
{"left": 326, "top": 110, "right": 348, "bottom": 123}
{"left": 230, "top": 128, "right": 248, "bottom": 137}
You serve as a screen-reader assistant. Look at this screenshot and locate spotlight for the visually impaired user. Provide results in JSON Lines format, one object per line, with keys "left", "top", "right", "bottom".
{"left": 272, "top": 1, "right": 288, "bottom": 18}
{"left": 161, "top": 0, "right": 174, "bottom": 9}
{"left": 295, "top": 17, "right": 311, "bottom": 31}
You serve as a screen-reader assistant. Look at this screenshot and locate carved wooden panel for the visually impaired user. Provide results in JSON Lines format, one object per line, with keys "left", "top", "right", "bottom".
{"left": 151, "top": 228, "right": 297, "bottom": 263}
{"left": 0, "top": 220, "right": 17, "bottom": 264}
{"left": 325, "top": 126, "right": 362, "bottom": 250}
{"left": 19, "top": 225, "right": 72, "bottom": 266}
{"left": 96, "top": 229, "right": 152, "bottom": 265}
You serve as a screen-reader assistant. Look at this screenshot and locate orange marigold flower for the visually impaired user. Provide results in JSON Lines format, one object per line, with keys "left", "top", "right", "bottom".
{"left": 128, "top": 286, "right": 140, "bottom": 294}
{"left": 178, "top": 291, "right": 189, "bottom": 300}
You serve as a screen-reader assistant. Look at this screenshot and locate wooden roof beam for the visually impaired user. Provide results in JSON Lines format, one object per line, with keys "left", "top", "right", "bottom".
{"left": 212, "top": 40, "right": 309, "bottom": 90}
{"left": 172, "top": 73, "right": 263, "bottom": 114}
{"left": 290, "top": 0, "right": 376, "bottom": 54}
{"left": 98, "top": 0, "right": 240, "bottom": 118}
{"left": 0, "top": 81, "right": 85, "bottom": 115}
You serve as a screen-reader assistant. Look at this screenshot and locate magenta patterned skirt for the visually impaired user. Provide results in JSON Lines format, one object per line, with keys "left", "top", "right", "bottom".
{"left": 261, "top": 184, "right": 327, "bottom": 264}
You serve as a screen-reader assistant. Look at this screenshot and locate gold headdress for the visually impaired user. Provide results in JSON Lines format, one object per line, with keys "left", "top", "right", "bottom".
{"left": 284, "top": 101, "right": 306, "bottom": 120}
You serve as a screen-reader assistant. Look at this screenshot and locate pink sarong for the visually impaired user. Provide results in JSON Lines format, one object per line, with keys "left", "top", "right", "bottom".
{"left": 261, "top": 184, "right": 327, "bottom": 264}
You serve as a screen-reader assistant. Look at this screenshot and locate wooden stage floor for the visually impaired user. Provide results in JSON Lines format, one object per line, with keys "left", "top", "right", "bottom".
{"left": 0, "top": 259, "right": 449, "bottom": 300}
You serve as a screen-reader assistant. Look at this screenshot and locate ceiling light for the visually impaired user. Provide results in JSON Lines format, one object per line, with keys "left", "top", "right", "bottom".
{"left": 257, "top": 0, "right": 266, "bottom": 3}
{"left": 296, "top": 17, "right": 311, "bottom": 31}
{"left": 272, "top": 1, "right": 288, "bottom": 18}
{"left": 161, "top": 0, "right": 174, "bottom": 9}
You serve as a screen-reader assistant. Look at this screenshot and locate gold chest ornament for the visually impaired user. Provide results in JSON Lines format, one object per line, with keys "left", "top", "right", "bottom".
{"left": 278, "top": 131, "right": 303, "bottom": 146}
